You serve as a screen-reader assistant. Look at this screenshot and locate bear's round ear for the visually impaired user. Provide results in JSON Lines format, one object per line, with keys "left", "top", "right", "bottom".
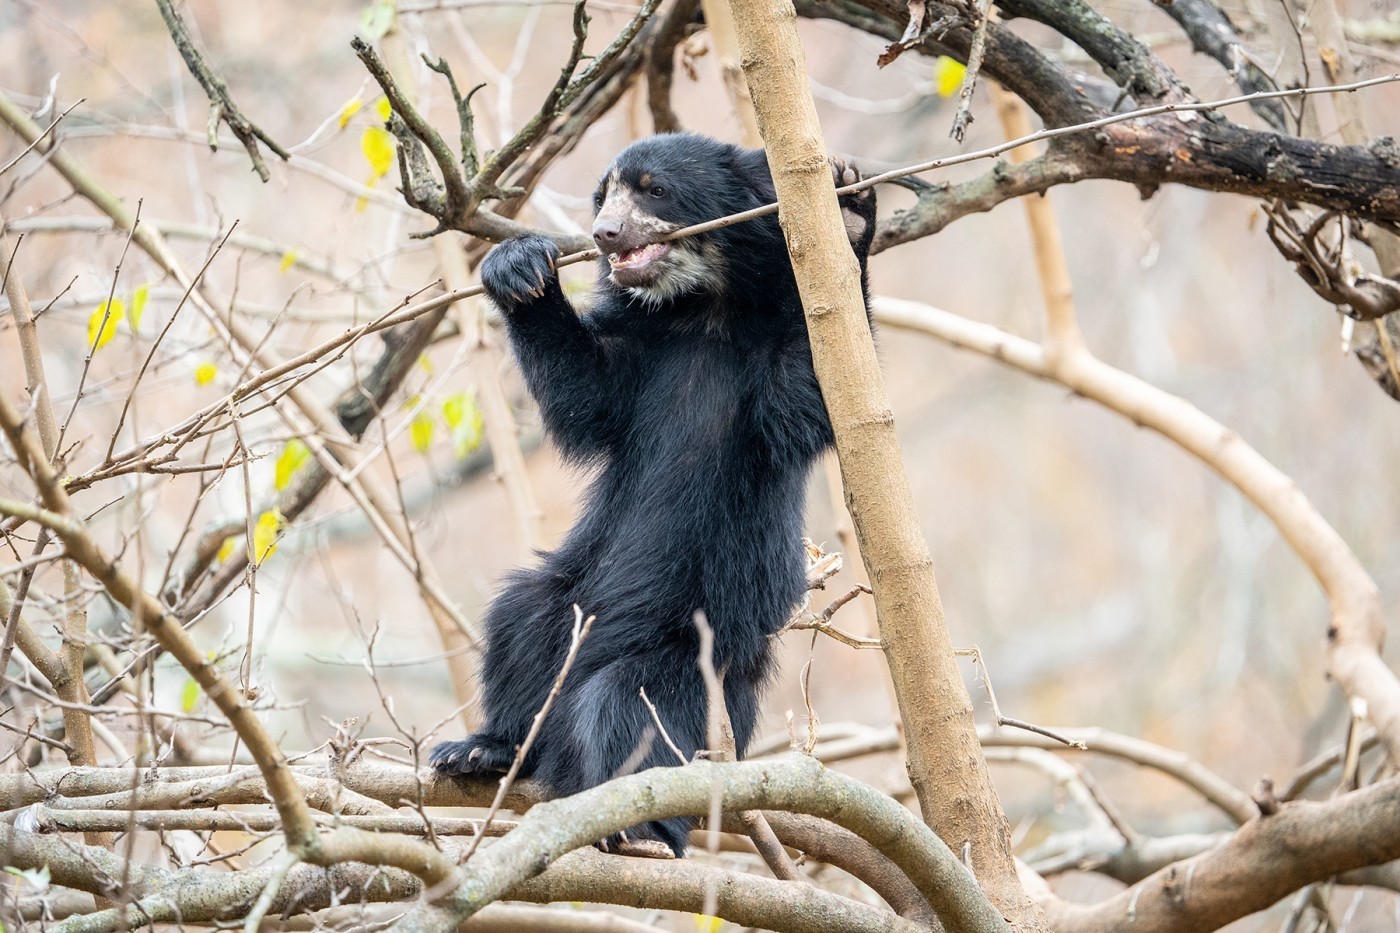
{"left": 730, "top": 147, "right": 778, "bottom": 209}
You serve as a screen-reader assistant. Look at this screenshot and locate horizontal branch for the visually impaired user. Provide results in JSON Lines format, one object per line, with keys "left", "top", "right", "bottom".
{"left": 0, "top": 761, "right": 531, "bottom": 813}
{"left": 26, "top": 807, "right": 514, "bottom": 837}
{"left": 4, "top": 823, "right": 914, "bottom": 933}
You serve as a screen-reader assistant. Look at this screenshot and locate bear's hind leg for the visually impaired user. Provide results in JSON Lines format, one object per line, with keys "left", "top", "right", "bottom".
{"left": 431, "top": 572, "right": 574, "bottom": 777}
{"left": 542, "top": 656, "right": 708, "bottom": 857}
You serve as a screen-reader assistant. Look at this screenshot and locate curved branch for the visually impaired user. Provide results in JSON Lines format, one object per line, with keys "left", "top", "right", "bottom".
{"left": 997, "top": 0, "right": 1192, "bottom": 105}
{"left": 1038, "top": 778, "right": 1400, "bottom": 932}
{"left": 873, "top": 298, "right": 1400, "bottom": 762}
{"left": 511, "top": 847, "right": 926, "bottom": 933}
{"left": 734, "top": 811, "right": 937, "bottom": 924}
{"left": 413, "top": 757, "right": 1007, "bottom": 931}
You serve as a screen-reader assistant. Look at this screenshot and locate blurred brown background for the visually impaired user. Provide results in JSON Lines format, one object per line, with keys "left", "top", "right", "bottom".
{"left": 3, "top": 0, "right": 1398, "bottom": 925}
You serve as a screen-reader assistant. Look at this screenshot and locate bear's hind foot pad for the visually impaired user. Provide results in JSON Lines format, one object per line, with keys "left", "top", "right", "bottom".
{"left": 430, "top": 734, "right": 517, "bottom": 775}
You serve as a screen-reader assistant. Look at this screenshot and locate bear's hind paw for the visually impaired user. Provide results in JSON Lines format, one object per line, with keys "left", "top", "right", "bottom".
{"left": 430, "top": 734, "right": 517, "bottom": 775}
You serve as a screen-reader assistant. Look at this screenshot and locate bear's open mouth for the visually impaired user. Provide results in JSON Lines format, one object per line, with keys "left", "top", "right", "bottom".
{"left": 608, "top": 242, "right": 670, "bottom": 271}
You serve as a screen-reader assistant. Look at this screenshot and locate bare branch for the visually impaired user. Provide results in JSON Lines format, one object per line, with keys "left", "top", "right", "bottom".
{"left": 152, "top": 0, "right": 290, "bottom": 181}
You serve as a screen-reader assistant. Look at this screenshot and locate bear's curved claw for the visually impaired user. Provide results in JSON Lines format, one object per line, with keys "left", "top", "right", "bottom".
{"left": 828, "top": 156, "right": 876, "bottom": 253}
{"left": 480, "top": 234, "right": 562, "bottom": 309}
{"left": 430, "top": 734, "right": 517, "bottom": 775}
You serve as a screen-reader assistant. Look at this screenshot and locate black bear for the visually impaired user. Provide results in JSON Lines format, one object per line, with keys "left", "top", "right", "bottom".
{"left": 432, "top": 133, "right": 876, "bottom": 855}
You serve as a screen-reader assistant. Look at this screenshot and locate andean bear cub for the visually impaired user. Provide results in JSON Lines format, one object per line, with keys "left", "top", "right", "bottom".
{"left": 432, "top": 132, "right": 877, "bottom": 856}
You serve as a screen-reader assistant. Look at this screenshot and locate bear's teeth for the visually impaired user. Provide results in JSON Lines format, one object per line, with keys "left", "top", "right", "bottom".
{"left": 609, "top": 243, "right": 668, "bottom": 269}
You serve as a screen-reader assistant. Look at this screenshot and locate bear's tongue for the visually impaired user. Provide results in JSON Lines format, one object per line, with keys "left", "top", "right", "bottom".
{"left": 609, "top": 242, "right": 669, "bottom": 270}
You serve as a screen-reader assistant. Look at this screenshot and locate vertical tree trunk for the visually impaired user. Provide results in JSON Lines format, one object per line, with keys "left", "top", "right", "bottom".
{"left": 724, "top": 0, "right": 1044, "bottom": 926}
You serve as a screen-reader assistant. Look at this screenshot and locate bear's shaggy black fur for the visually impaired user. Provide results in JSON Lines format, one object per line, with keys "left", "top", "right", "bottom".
{"left": 432, "top": 133, "right": 876, "bottom": 855}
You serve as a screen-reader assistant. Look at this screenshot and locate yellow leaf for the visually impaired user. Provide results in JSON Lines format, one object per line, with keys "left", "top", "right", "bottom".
{"left": 337, "top": 95, "right": 364, "bottom": 128}
{"left": 195, "top": 362, "right": 218, "bottom": 386}
{"left": 279, "top": 250, "right": 299, "bottom": 274}
{"left": 443, "top": 391, "right": 484, "bottom": 459}
{"left": 252, "top": 510, "right": 284, "bottom": 565}
{"left": 361, "top": 126, "right": 395, "bottom": 178}
{"left": 935, "top": 56, "right": 966, "bottom": 98}
{"left": 359, "top": 0, "right": 395, "bottom": 40}
{"left": 410, "top": 411, "right": 436, "bottom": 454}
{"left": 216, "top": 536, "right": 236, "bottom": 563}
{"left": 87, "top": 299, "right": 123, "bottom": 351}
{"left": 694, "top": 915, "right": 724, "bottom": 932}
{"left": 417, "top": 354, "right": 435, "bottom": 376}
{"left": 274, "top": 439, "right": 312, "bottom": 491}
{"left": 128, "top": 285, "right": 149, "bottom": 333}
{"left": 181, "top": 678, "right": 200, "bottom": 712}
{"left": 355, "top": 193, "right": 370, "bottom": 213}
{"left": 374, "top": 97, "right": 392, "bottom": 122}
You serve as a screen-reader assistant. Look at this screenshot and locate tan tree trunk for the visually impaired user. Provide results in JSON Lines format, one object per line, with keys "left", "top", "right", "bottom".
{"left": 725, "top": 0, "right": 1044, "bottom": 927}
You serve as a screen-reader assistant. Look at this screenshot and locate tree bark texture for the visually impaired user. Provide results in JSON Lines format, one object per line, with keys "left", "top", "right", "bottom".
{"left": 723, "top": 0, "right": 1040, "bottom": 927}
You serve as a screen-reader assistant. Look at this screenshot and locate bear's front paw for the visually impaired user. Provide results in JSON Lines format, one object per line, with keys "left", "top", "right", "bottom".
{"left": 829, "top": 157, "right": 876, "bottom": 253}
{"left": 480, "top": 235, "right": 562, "bottom": 309}
{"left": 430, "top": 734, "right": 517, "bottom": 775}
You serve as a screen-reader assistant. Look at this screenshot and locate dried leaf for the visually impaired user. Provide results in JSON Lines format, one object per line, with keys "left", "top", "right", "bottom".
{"left": 878, "top": 0, "right": 926, "bottom": 67}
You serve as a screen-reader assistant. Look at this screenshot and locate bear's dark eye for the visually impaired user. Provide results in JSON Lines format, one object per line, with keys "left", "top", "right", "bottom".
{"left": 649, "top": 185, "right": 666, "bottom": 199}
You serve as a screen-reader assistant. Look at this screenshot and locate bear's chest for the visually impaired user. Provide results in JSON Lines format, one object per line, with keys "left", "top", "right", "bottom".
{"left": 630, "top": 338, "right": 759, "bottom": 445}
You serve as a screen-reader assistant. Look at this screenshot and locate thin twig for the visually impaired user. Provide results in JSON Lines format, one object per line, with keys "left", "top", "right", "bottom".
{"left": 693, "top": 611, "right": 725, "bottom": 916}
{"left": 0, "top": 98, "right": 84, "bottom": 177}
{"left": 949, "top": 0, "right": 994, "bottom": 141}
{"left": 956, "top": 646, "right": 1087, "bottom": 750}
{"left": 639, "top": 687, "right": 688, "bottom": 765}
{"left": 460, "top": 606, "right": 594, "bottom": 862}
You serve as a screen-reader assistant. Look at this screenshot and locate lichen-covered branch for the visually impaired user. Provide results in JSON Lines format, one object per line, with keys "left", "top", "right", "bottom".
{"left": 152, "top": 0, "right": 289, "bottom": 181}
{"left": 1149, "top": 0, "right": 1288, "bottom": 130}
